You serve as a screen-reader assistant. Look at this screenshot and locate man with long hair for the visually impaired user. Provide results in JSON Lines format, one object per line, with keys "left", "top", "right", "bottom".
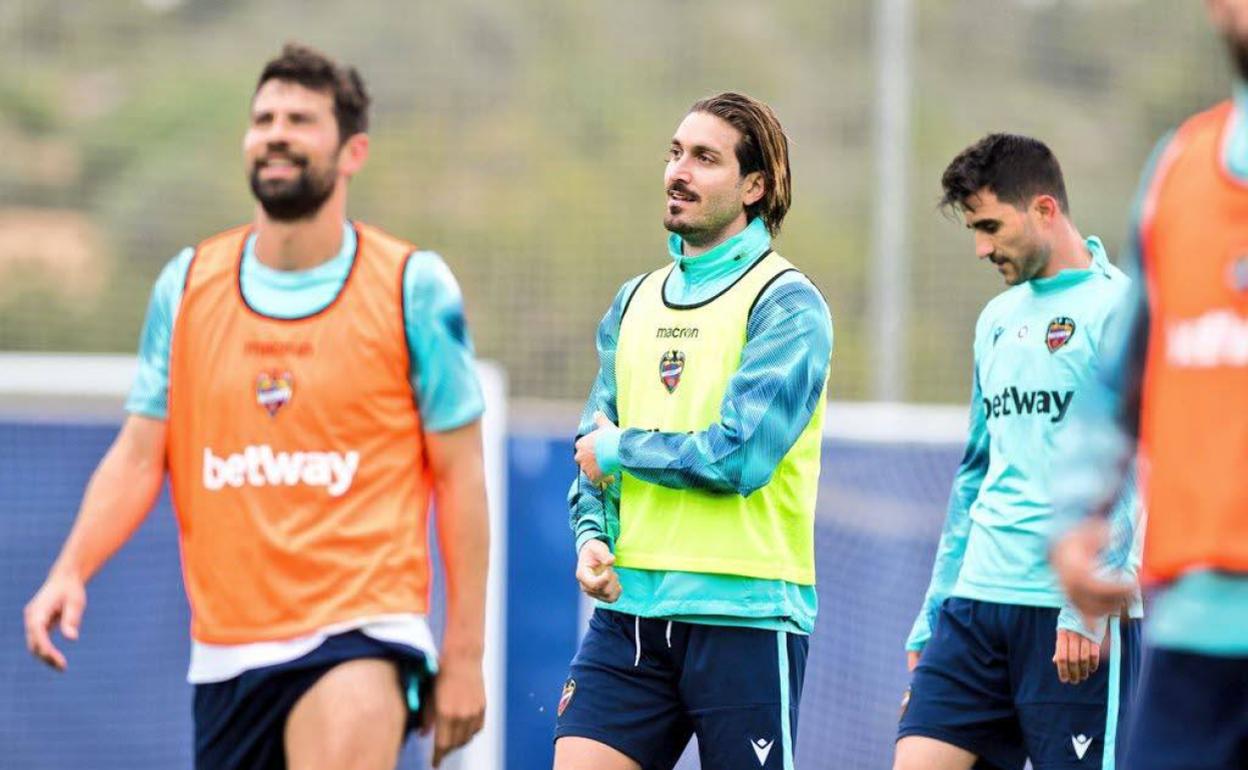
{"left": 556, "top": 92, "right": 833, "bottom": 770}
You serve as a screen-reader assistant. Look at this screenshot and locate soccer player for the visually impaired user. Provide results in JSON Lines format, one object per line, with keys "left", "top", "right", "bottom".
{"left": 1051, "top": 2, "right": 1248, "bottom": 767}
{"left": 22, "top": 44, "right": 488, "bottom": 770}
{"left": 895, "top": 135, "right": 1143, "bottom": 770}
{"left": 554, "top": 93, "right": 833, "bottom": 770}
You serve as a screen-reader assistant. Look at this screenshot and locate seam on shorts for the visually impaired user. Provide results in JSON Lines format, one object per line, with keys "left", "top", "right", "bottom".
{"left": 685, "top": 702, "right": 784, "bottom": 716}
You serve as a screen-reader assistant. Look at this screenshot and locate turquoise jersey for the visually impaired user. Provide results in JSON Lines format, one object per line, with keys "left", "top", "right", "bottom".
{"left": 569, "top": 217, "right": 832, "bottom": 635}
{"left": 1053, "top": 84, "right": 1248, "bottom": 656}
{"left": 126, "top": 220, "right": 484, "bottom": 432}
{"left": 908, "top": 237, "right": 1143, "bottom": 651}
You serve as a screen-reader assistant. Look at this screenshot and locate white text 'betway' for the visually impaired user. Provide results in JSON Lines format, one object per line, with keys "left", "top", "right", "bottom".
{"left": 202, "top": 445, "right": 360, "bottom": 497}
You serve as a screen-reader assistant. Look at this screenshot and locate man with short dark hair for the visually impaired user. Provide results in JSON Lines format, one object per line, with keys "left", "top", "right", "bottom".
{"left": 555, "top": 92, "right": 832, "bottom": 770}
{"left": 895, "top": 134, "right": 1143, "bottom": 770}
{"left": 23, "top": 43, "right": 488, "bottom": 770}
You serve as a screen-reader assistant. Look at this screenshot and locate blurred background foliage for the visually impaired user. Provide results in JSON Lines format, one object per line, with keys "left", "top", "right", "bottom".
{"left": 0, "top": 0, "right": 1228, "bottom": 401}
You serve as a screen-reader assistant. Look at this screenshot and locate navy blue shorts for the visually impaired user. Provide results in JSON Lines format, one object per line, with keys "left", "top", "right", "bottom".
{"left": 1125, "top": 647, "right": 1248, "bottom": 770}
{"left": 555, "top": 609, "right": 808, "bottom": 770}
{"left": 193, "top": 631, "right": 434, "bottom": 770}
{"left": 898, "top": 598, "right": 1140, "bottom": 770}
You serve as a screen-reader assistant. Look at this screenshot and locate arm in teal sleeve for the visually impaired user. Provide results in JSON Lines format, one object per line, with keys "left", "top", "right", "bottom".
{"left": 906, "top": 366, "right": 988, "bottom": 651}
{"left": 612, "top": 275, "right": 833, "bottom": 496}
{"left": 1051, "top": 133, "right": 1170, "bottom": 536}
{"left": 568, "top": 276, "right": 643, "bottom": 554}
{"left": 1054, "top": 236, "right": 1150, "bottom": 639}
{"left": 1056, "top": 461, "right": 1144, "bottom": 639}
{"left": 1052, "top": 137, "right": 1170, "bottom": 639}
{"left": 124, "top": 248, "right": 193, "bottom": 419}
{"left": 403, "top": 251, "right": 485, "bottom": 432}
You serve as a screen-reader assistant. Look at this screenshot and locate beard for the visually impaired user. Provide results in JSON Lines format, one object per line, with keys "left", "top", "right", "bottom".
{"left": 1226, "top": 32, "right": 1248, "bottom": 82}
{"left": 663, "top": 193, "right": 742, "bottom": 247}
{"left": 665, "top": 208, "right": 742, "bottom": 248}
{"left": 249, "top": 160, "right": 337, "bottom": 222}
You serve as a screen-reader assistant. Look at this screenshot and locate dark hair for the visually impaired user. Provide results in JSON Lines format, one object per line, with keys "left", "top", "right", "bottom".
{"left": 939, "top": 133, "right": 1069, "bottom": 215}
{"left": 688, "top": 92, "right": 792, "bottom": 236}
{"left": 255, "top": 43, "right": 370, "bottom": 142}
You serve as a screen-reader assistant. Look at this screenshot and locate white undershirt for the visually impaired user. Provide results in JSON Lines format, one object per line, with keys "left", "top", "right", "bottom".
{"left": 187, "top": 613, "right": 438, "bottom": 684}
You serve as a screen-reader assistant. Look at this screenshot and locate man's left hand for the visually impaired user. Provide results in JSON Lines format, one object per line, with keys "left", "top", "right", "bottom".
{"left": 424, "top": 652, "right": 486, "bottom": 768}
{"left": 574, "top": 413, "right": 617, "bottom": 486}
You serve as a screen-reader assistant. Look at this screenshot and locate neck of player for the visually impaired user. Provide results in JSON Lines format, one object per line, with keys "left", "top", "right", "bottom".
{"left": 1038, "top": 219, "right": 1091, "bottom": 279}
{"left": 253, "top": 182, "right": 348, "bottom": 271}
{"left": 682, "top": 211, "right": 750, "bottom": 258}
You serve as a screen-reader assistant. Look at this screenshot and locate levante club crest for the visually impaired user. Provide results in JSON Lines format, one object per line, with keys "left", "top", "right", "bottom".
{"left": 660, "top": 350, "right": 686, "bottom": 393}
{"left": 256, "top": 371, "right": 294, "bottom": 417}
{"left": 1046, "top": 317, "right": 1076, "bottom": 353}
{"left": 557, "top": 678, "right": 576, "bottom": 717}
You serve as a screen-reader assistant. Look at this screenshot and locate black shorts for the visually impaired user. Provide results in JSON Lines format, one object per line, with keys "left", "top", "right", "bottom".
{"left": 1126, "top": 647, "right": 1248, "bottom": 770}
{"left": 554, "top": 609, "right": 808, "bottom": 770}
{"left": 193, "top": 631, "right": 433, "bottom": 770}
{"left": 899, "top": 598, "right": 1140, "bottom": 770}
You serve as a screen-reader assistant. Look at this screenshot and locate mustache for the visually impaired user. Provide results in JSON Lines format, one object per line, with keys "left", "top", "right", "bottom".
{"left": 667, "top": 181, "right": 699, "bottom": 201}
{"left": 254, "top": 145, "right": 308, "bottom": 169}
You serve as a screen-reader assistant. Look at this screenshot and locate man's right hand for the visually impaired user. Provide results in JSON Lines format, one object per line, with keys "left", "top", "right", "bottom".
{"left": 575, "top": 540, "right": 621, "bottom": 603}
{"left": 906, "top": 650, "right": 921, "bottom": 672}
{"left": 1051, "top": 518, "right": 1134, "bottom": 627}
{"left": 24, "top": 572, "right": 87, "bottom": 672}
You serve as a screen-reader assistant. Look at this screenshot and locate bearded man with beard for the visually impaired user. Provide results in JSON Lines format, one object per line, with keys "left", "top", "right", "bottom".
{"left": 23, "top": 43, "right": 489, "bottom": 770}
{"left": 1051, "top": 2, "right": 1248, "bottom": 768}
{"left": 556, "top": 92, "right": 832, "bottom": 770}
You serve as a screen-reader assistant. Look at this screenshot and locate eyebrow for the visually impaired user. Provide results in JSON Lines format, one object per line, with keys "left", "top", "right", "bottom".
{"left": 670, "top": 139, "right": 720, "bottom": 157}
{"left": 966, "top": 219, "right": 999, "bottom": 231}
{"left": 251, "top": 107, "right": 318, "bottom": 120}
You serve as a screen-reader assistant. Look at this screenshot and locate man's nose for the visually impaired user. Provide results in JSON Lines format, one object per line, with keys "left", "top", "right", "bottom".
{"left": 975, "top": 233, "right": 994, "bottom": 260}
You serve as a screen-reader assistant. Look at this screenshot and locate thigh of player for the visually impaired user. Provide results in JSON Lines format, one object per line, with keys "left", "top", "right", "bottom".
{"left": 554, "top": 609, "right": 693, "bottom": 770}
{"left": 1013, "top": 615, "right": 1141, "bottom": 770}
{"left": 896, "top": 598, "right": 1026, "bottom": 770}
{"left": 284, "top": 657, "right": 408, "bottom": 770}
{"left": 1125, "top": 647, "right": 1248, "bottom": 770}
{"left": 673, "top": 622, "right": 807, "bottom": 770}
{"left": 194, "top": 631, "right": 431, "bottom": 770}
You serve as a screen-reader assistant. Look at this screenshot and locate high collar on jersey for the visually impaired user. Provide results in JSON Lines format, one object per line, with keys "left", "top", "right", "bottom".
{"left": 665, "top": 217, "right": 772, "bottom": 304}
{"left": 1028, "top": 236, "right": 1110, "bottom": 294}
{"left": 1225, "top": 79, "right": 1248, "bottom": 182}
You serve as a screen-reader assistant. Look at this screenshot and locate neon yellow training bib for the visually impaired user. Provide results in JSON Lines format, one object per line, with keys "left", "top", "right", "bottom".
{"left": 614, "top": 251, "right": 825, "bottom": 585}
